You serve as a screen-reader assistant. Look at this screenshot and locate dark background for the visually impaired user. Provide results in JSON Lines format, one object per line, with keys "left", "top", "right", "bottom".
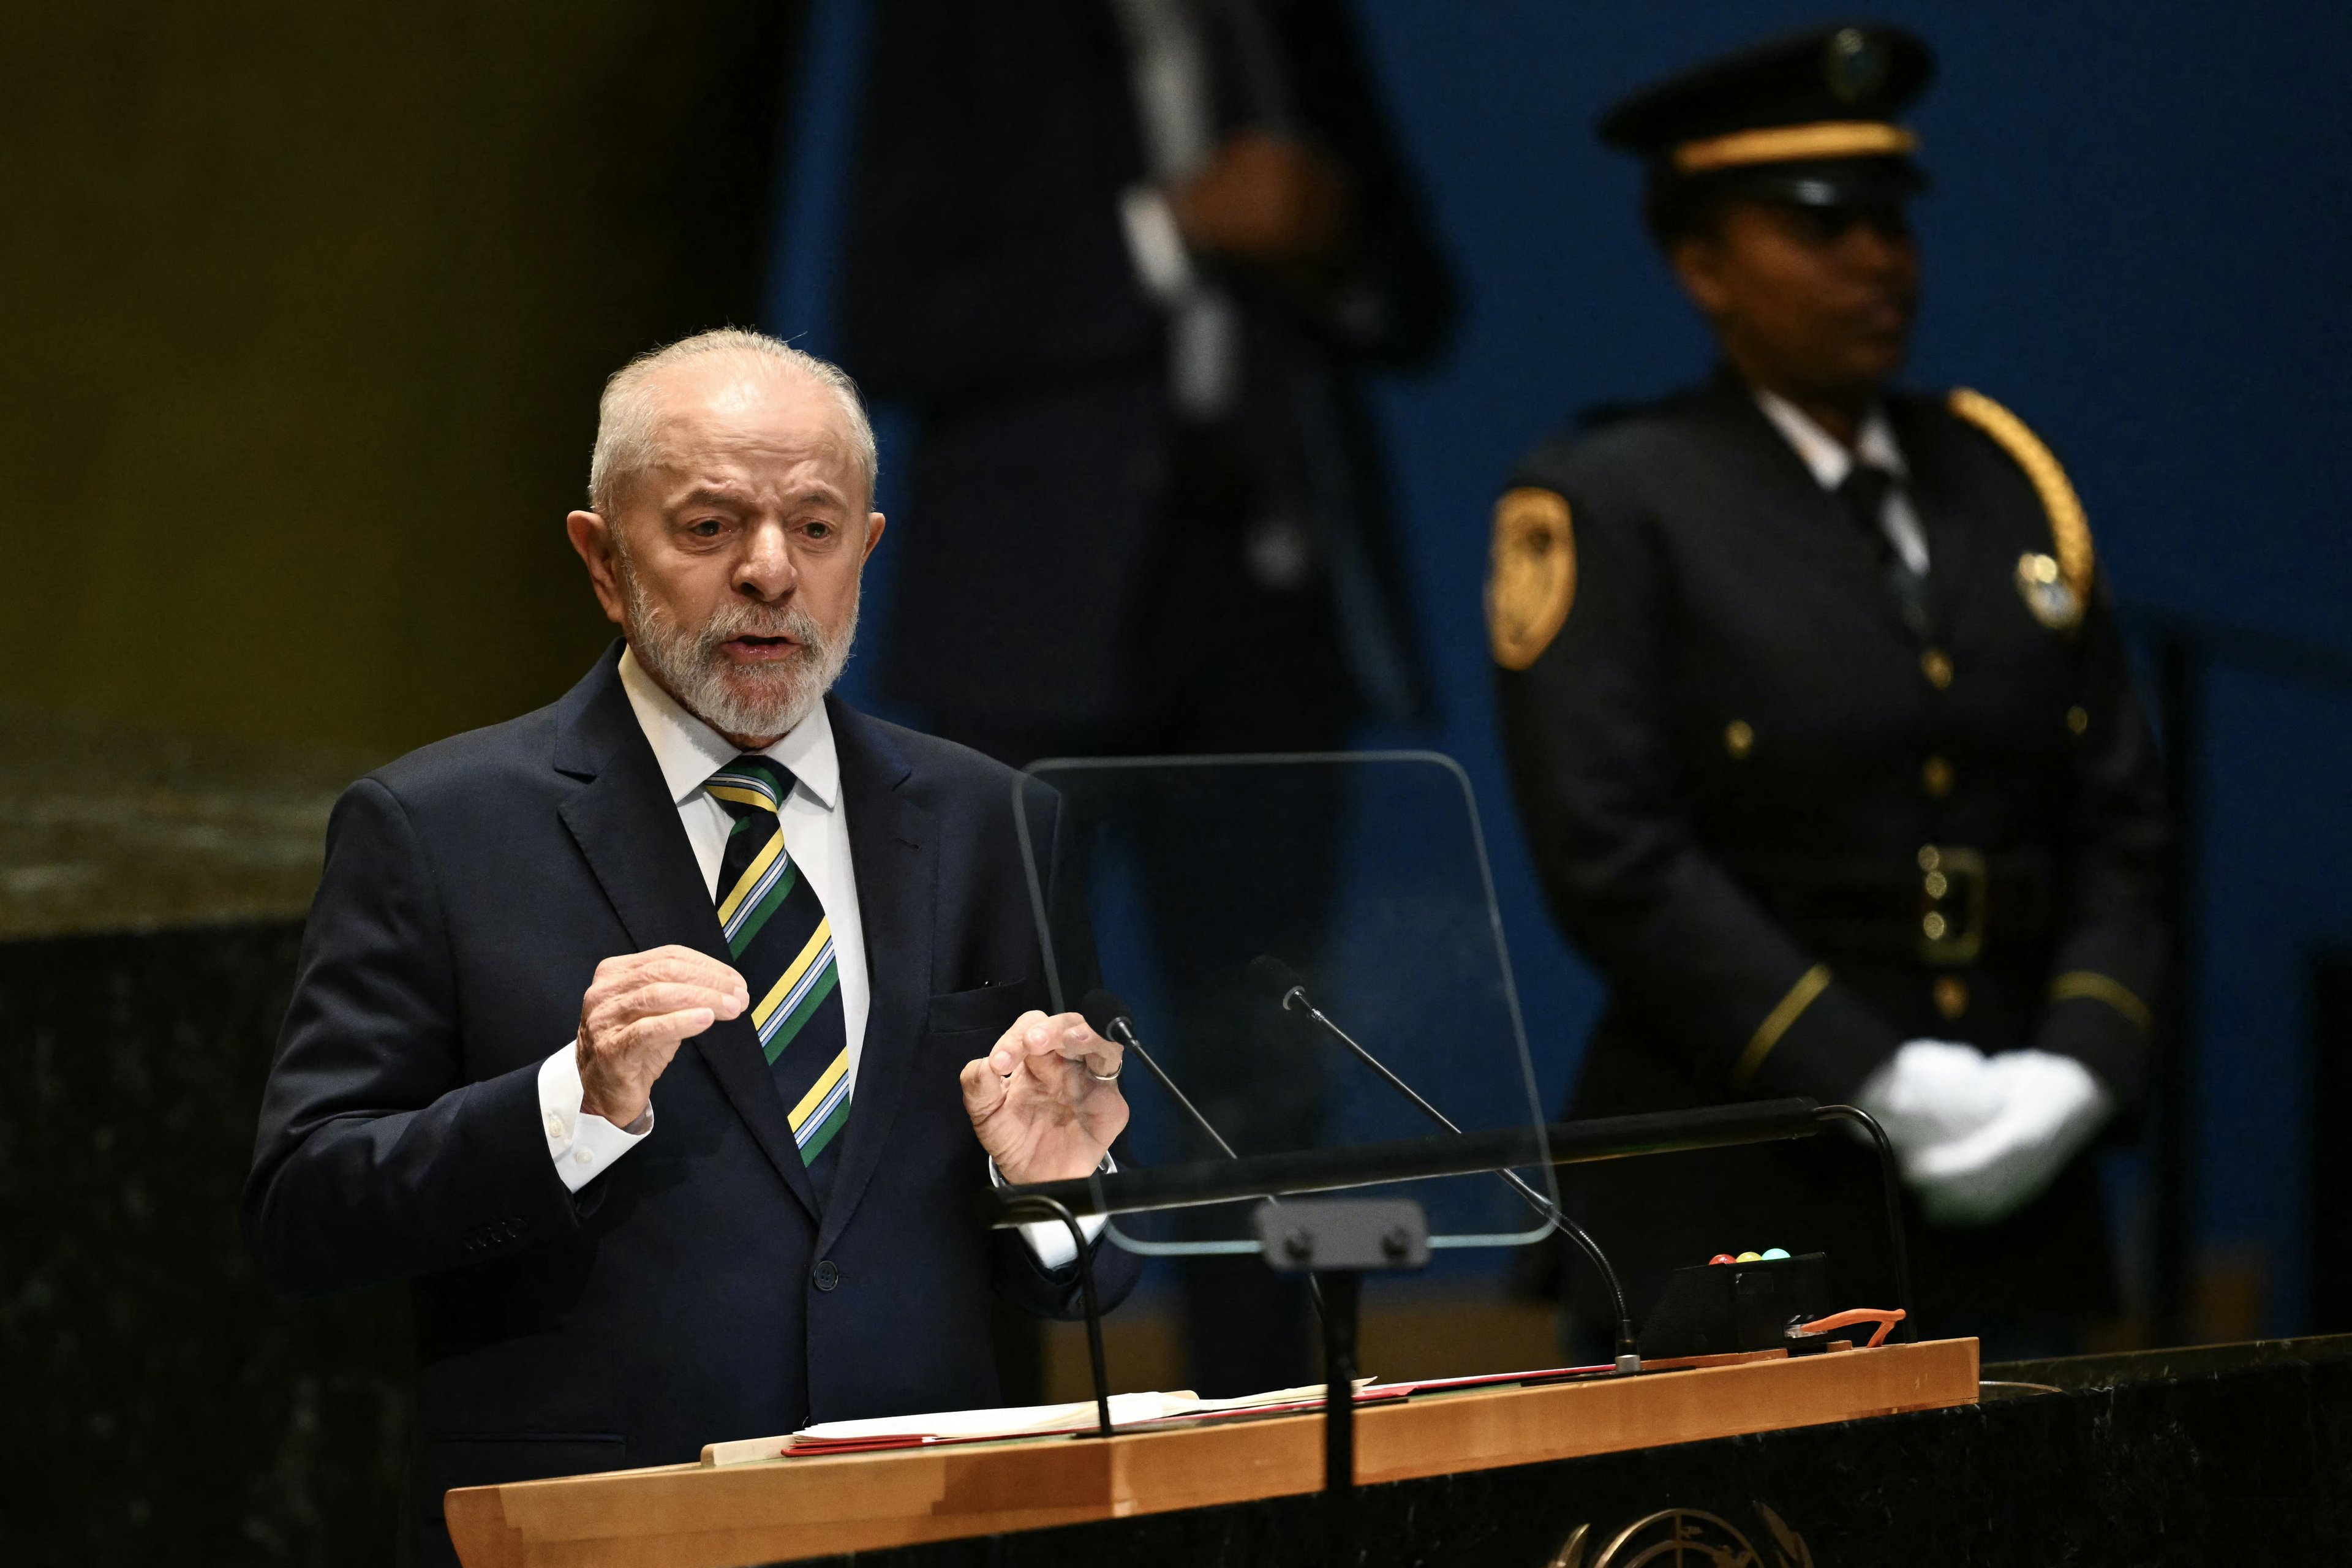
{"left": 5, "top": 1, "right": 2350, "bottom": 1561}
{"left": 783, "top": 0, "right": 2352, "bottom": 1338}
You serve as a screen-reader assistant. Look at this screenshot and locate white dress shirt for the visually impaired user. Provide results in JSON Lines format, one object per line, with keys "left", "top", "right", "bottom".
{"left": 537, "top": 649, "right": 1100, "bottom": 1266}
{"left": 1110, "top": 0, "right": 1240, "bottom": 418}
{"left": 1754, "top": 386, "right": 1931, "bottom": 576}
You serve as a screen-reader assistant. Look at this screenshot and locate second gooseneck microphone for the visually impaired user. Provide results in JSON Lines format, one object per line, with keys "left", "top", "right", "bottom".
{"left": 1245, "top": 957, "right": 1462, "bottom": 1134}
{"left": 1080, "top": 989, "right": 1238, "bottom": 1161}
{"left": 1243, "top": 955, "right": 1642, "bottom": 1370}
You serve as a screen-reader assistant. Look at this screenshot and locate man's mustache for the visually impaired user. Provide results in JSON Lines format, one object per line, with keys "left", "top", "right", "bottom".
{"left": 695, "top": 605, "right": 827, "bottom": 654}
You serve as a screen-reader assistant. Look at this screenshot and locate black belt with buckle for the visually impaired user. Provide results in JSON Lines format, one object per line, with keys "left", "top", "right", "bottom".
{"left": 1728, "top": 846, "right": 2057, "bottom": 965}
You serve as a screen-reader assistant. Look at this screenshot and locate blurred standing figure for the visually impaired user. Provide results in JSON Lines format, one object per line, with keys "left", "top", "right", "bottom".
{"left": 841, "top": 0, "right": 1454, "bottom": 1395}
{"left": 1491, "top": 26, "right": 2169, "bottom": 1357}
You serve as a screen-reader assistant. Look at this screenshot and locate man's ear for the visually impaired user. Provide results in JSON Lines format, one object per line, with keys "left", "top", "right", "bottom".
{"left": 861, "top": 511, "right": 887, "bottom": 564}
{"left": 1668, "top": 232, "right": 1731, "bottom": 317}
{"left": 566, "top": 510, "right": 629, "bottom": 627}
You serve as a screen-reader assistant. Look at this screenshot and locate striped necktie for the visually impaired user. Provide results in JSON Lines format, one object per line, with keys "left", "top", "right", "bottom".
{"left": 705, "top": 755, "right": 853, "bottom": 1202}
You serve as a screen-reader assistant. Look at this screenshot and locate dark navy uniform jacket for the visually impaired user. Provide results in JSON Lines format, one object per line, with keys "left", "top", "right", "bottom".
{"left": 242, "top": 647, "right": 1137, "bottom": 1561}
{"left": 1494, "top": 372, "right": 2169, "bottom": 1325}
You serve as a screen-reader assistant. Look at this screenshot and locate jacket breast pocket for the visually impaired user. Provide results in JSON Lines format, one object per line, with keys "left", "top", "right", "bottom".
{"left": 924, "top": 975, "right": 1047, "bottom": 1038}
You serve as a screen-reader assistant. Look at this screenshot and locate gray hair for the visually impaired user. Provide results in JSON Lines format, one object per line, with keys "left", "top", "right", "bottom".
{"left": 587, "top": 328, "right": 879, "bottom": 519}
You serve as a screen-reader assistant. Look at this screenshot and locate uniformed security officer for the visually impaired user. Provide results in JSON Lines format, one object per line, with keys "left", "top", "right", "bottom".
{"left": 1490, "top": 26, "right": 2170, "bottom": 1352}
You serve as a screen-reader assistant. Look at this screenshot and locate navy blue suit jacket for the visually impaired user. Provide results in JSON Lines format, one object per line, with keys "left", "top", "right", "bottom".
{"left": 242, "top": 647, "right": 1139, "bottom": 1556}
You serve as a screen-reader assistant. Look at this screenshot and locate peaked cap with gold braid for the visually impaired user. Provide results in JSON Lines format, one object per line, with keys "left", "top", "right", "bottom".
{"left": 1599, "top": 24, "right": 1934, "bottom": 233}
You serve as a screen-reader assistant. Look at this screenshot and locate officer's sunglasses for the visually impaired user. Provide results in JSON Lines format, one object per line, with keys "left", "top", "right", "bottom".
{"left": 1779, "top": 199, "right": 1913, "bottom": 244}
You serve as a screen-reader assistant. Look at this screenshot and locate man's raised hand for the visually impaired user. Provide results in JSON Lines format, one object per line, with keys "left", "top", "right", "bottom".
{"left": 960, "top": 1010, "right": 1130, "bottom": 1186}
{"left": 577, "top": 945, "right": 748, "bottom": 1127}
{"left": 1171, "top": 130, "right": 1349, "bottom": 272}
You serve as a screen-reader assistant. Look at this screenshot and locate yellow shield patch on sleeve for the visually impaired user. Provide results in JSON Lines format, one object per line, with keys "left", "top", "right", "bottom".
{"left": 1486, "top": 486, "right": 1577, "bottom": 670}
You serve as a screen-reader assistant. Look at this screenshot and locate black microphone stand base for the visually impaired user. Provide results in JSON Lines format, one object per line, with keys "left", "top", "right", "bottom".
{"left": 1317, "top": 1268, "right": 1362, "bottom": 1568}
{"left": 1252, "top": 1197, "right": 1430, "bottom": 1568}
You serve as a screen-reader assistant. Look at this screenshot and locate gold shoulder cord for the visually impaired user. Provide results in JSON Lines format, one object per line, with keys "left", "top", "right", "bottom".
{"left": 1947, "top": 387, "right": 2095, "bottom": 606}
{"left": 1487, "top": 486, "right": 1577, "bottom": 670}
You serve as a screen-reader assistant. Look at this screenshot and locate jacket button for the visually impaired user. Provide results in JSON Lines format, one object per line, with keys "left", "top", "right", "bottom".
{"left": 812, "top": 1260, "right": 840, "bottom": 1292}
{"left": 1933, "top": 976, "right": 1970, "bottom": 1020}
{"left": 1921, "top": 755, "right": 1954, "bottom": 797}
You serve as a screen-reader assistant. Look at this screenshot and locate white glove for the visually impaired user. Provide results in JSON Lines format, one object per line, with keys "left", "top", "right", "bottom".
{"left": 1852, "top": 1039, "right": 2005, "bottom": 1153}
{"left": 1902, "top": 1050, "right": 2114, "bottom": 1227}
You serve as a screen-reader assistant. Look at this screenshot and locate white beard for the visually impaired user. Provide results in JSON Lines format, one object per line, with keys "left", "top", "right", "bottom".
{"left": 617, "top": 554, "right": 858, "bottom": 743}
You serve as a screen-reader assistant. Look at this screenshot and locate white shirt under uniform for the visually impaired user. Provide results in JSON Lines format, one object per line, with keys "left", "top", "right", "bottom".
{"left": 1754, "top": 386, "right": 1931, "bottom": 576}
{"left": 535, "top": 649, "right": 1100, "bottom": 1267}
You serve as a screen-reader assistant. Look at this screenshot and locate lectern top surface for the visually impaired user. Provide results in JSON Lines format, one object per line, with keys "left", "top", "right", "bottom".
{"left": 443, "top": 1340, "right": 1983, "bottom": 1568}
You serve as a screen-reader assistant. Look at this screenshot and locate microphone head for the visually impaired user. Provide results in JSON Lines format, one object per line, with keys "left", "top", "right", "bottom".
{"left": 1243, "top": 956, "right": 1306, "bottom": 1006}
{"left": 1079, "top": 988, "right": 1132, "bottom": 1038}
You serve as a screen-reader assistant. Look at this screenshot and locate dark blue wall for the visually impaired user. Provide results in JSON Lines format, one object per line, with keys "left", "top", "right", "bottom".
{"left": 772, "top": 2, "right": 2352, "bottom": 1330}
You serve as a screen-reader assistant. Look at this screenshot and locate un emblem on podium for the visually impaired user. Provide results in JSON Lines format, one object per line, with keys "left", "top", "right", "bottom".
{"left": 1550, "top": 1504, "right": 1813, "bottom": 1567}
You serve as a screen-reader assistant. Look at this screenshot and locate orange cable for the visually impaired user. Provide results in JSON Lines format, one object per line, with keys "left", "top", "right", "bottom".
{"left": 1789, "top": 1307, "right": 1907, "bottom": 1349}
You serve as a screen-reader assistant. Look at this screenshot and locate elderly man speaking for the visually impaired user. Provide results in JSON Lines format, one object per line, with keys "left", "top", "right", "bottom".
{"left": 243, "top": 330, "right": 1139, "bottom": 1560}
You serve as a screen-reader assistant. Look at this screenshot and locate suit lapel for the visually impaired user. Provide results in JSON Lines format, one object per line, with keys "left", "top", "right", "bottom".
{"left": 553, "top": 649, "right": 821, "bottom": 1221}
{"left": 818, "top": 698, "right": 936, "bottom": 1254}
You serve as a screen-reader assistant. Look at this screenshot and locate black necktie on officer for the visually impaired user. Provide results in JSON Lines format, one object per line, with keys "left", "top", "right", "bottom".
{"left": 1839, "top": 463, "right": 1929, "bottom": 633}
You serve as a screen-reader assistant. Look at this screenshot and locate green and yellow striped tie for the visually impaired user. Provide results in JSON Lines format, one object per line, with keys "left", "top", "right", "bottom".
{"left": 706, "top": 756, "right": 853, "bottom": 1194}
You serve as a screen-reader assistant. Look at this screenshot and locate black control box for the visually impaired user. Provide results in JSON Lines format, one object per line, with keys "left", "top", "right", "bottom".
{"left": 1636, "top": 1252, "right": 1829, "bottom": 1360}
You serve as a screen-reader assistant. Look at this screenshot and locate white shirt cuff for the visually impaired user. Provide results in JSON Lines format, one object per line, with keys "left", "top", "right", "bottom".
{"left": 989, "top": 1155, "right": 1114, "bottom": 1271}
{"left": 539, "top": 1040, "right": 654, "bottom": 1194}
{"left": 1119, "top": 185, "right": 1197, "bottom": 305}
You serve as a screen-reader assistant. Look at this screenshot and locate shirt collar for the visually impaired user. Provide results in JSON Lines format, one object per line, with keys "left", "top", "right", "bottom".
{"left": 616, "top": 646, "right": 840, "bottom": 811}
{"left": 1752, "top": 386, "right": 1909, "bottom": 491}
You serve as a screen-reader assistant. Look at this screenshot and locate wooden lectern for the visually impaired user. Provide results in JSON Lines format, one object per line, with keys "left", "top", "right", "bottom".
{"left": 445, "top": 1337, "right": 1977, "bottom": 1567}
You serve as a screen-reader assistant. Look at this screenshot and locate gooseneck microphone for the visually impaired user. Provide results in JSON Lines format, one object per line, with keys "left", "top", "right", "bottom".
{"left": 1080, "top": 989, "right": 1238, "bottom": 1161}
{"left": 1245, "top": 957, "right": 1461, "bottom": 1134}
{"left": 1243, "top": 955, "right": 1642, "bottom": 1370}
{"left": 1080, "top": 987, "right": 1329, "bottom": 1322}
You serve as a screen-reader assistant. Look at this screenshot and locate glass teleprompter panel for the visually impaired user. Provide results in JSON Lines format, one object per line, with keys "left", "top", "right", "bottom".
{"left": 1010, "top": 752, "right": 1557, "bottom": 1257}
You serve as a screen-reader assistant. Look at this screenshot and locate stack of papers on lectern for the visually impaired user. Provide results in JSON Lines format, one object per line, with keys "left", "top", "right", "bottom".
{"left": 700, "top": 1381, "right": 1379, "bottom": 1465}
{"left": 698, "top": 1363, "right": 1634, "bottom": 1466}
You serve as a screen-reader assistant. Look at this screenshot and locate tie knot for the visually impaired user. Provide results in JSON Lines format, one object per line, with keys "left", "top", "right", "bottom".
{"left": 706, "top": 755, "right": 794, "bottom": 821}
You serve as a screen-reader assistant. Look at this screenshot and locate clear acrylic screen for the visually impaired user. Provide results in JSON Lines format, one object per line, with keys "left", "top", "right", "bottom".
{"left": 1012, "top": 753, "right": 1557, "bottom": 1254}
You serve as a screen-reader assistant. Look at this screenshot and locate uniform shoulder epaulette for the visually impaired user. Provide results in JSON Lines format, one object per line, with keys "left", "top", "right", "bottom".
{"left": 1575, "top": 398, "right": 1651, "bottom": 431}
{"left": 1945, "top": 388, "right": 2094, "bottom": 631}
{"left": 1574, "top": 385, "right": 1709, "bottom": 431}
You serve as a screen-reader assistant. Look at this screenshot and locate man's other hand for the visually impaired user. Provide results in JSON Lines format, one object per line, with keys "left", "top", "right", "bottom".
{"left": 577, "top": 945, "right": 748, "bottom": 1126}
{"left": 961, "top": 1010, "right": 1130, "bottom": 1186}
{"left": 1171, "top": 130, "right": 1348, "bottom": 271}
